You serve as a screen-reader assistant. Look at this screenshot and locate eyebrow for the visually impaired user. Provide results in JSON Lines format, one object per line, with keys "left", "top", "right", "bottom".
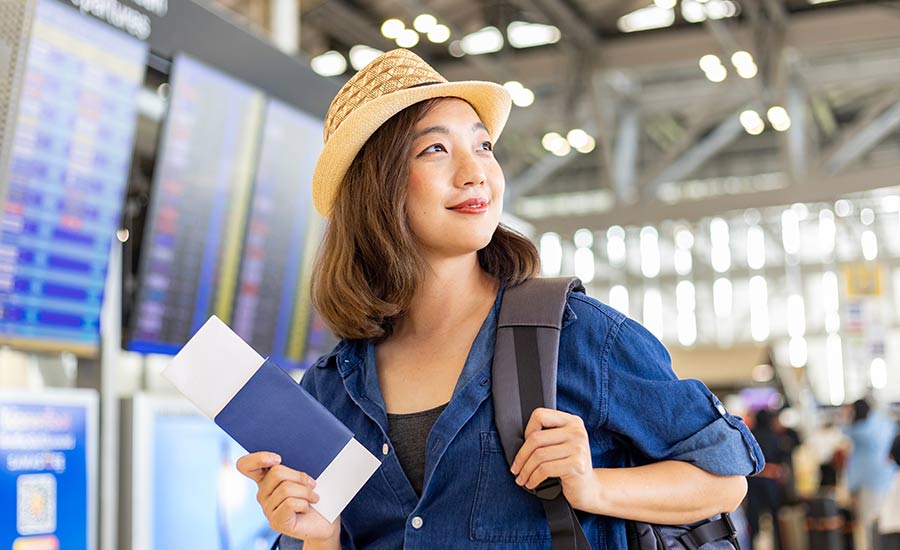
{"left": 412, "top": 122, "right": 489, "bottom": 142}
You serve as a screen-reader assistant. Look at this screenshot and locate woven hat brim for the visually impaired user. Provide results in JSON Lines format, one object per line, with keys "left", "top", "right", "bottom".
{"left": 312, "top": 81, "right": 512, "bottom": 217}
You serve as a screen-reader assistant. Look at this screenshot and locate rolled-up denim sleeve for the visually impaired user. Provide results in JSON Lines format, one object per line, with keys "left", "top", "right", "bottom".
{"left": 600, "top": 318, "right": 764, "bottom": 476}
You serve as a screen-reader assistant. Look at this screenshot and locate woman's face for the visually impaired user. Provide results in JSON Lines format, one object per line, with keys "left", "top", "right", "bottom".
{"left": 405, "top": 98, "right": 504, "bottom": 261}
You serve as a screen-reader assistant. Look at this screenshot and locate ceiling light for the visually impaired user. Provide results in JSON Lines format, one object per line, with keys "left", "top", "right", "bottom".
{"left": 427, "top": 24, "right": 450, "bottom": 43}
{"left": 704, "top": 65, "right": 727, "bottom": 82}
{"left": 862, "top": 230, "right": 878, "bottom": 260}
{"left": 349, "top": 45, "right": 383, "bottom": 71}
{"left": 395, "top": 28, "right": 419, "bottom": 48}
{"left": 682, "top": 0, "right": 707, "bottom": 23}
{"left": 654, "top": 0, "right": 677, "bottom": 8}
{"left": 551, "top": 141, "right": 571, "bottom": 157}
{"left": 310, "top": 50, "right": 347, "bottom": 77}
{"left": 381, "top": 18, "right": 405, "bottom": 40}
{"left": 507, "top": 21, "right": 561, "bottom": 48}
{"left": 739, "top": 110, "right": 765, "bottom": 135}
{"left": 731, "top": 50, "right": 753, "bottom": 68}
{"left": 706, "top": 0, "right": 739, "bottom": 19}
{"left": 575, "top": 135, "right": 596, "bottom": 154}
{"left": 504, "top": 81, "right": 524, "bottom": 93}
{"left": 881, "top": 195, "right": 900, "bottom": 212}
{"left": 448, "top": 40, "right": 465, "bottom": 57}
{"left": 460, "top": 26, "right": 504, "bottom": 55}
{"left": 566, "top": 129, "right": 590, "bottom": 149}
{"left": 503, "top": 81, "right": 534, "bottom": 107}
{"left": 511, "top": 88, "right": 534, "bottom": 107}
{"left": 767, "top": 106, "right": 791, "bottom": 131}
{"left": 542, "top": 132, "right": 565, "bottom": 152}
{"left": 699, "top": 54, "right": 722, "bottom": 72}
{"left": 736, "top": 63, "right": 758, "bottom": 79}
{"left": 413, "top": 14, "right": 437, "bottom": 33}
{"left": 617, "top": 6, "right": 675, "bottom": 33}
{"left": 834, "top": 199, "right": 852, "bottom": 217}
{"left": 574, "top": 228, "right": 594, "bottom": 248}
{"left": 861, "top": 207, "right": 875, "bottom": 225}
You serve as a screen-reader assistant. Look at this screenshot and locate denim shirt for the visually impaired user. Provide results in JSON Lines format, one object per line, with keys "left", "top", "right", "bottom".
{"left": 282, "top": 288, "right": 764, "bottom": 549}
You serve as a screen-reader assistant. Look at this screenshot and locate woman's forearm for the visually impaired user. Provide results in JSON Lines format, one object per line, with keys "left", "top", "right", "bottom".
{"left": 584, "top": 461, "right": 747, "bottom": 524}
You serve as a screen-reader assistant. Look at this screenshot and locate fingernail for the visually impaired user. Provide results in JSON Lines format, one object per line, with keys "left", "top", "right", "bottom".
{"left": 269, "top": 453, "right": 282, "bottom": 464}
{"left": 515, "top": 476, "right": 523, "bottom": 485}
{"left": 308, "top": 477, "right": 317, "bottom": 487}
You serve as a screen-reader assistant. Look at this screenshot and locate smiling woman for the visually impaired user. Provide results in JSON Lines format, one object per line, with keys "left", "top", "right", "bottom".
{"left": 313, "top": 93, "right": 538, "bottom": 341}
{"left": 235, "top": 48, "right": 762, "bottom": 550}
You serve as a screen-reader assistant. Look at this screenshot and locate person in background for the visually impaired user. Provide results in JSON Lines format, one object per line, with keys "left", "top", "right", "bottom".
{"left": 879, "top": 432, "right": 900, "bottom": 549}
{"left": 747, "top": 408, "right": 792, "bottom": 550}
{"left": 844, "top": 398, "right": 897, "bottom": 549}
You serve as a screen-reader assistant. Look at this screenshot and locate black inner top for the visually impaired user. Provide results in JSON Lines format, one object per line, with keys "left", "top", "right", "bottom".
{"left": 386, "top": 402, "right": 449, "bottom": 496}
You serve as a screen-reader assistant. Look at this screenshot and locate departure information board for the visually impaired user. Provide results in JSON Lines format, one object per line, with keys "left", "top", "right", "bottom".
{"left": 230, "top": 99, "right": 322, "bottom": 370}
{"left": 0, "top": 0, "right": 146, "bottom": 355}
{"left": 128, "top": 55, "right": 264, "bottom": 355}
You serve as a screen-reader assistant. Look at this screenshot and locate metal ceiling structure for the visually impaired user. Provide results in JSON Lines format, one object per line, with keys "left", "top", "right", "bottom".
{"left": 216, "top": 0, "right": 900, "bottom": 240}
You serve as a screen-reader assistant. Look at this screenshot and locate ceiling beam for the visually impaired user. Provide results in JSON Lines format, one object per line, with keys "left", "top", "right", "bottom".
{"left": 820, "top": 88, "right": 900, "bottom": 175}
{"left": 641, "top": 103, "right": 756, "bottom": 197}
{"left": 529, "top": 161, "right": 900, "bottom": 234}
{"left": 437, "top": 4, "right": 900, "bottom": 81}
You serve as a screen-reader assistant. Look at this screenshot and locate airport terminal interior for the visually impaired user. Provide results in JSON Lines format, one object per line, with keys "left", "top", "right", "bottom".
{"left": 1, "top": 0, "right": 900, "bottom": 547}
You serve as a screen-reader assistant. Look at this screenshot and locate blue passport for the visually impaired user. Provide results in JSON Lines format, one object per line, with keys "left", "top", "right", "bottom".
{"left": 163, "top": 315, "right": 381, "bottom": 522}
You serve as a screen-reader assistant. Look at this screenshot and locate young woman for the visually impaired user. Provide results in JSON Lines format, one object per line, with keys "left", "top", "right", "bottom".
{"left": 237, "top": 49, "right": 763, "bottom": 549}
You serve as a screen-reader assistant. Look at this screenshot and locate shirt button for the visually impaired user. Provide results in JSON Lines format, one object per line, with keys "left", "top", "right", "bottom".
{"left": 382, "top": 443, "right": 389, "bottom": 455}
{"left": 411, "top": 516, "right": 424, "bottom": 529}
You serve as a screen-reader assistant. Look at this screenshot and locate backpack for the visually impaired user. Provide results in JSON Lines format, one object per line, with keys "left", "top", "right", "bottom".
{"left": 493, "top": 277, "right": 740, "bottom": 550}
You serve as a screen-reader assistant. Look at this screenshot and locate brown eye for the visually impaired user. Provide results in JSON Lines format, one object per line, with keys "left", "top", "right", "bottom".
{"left": 420, "top": 143, "right": 446, "bottom": 155}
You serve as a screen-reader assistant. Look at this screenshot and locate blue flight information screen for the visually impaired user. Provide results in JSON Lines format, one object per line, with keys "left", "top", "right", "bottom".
{"left": 0, "top": 0, "right": 147, "bottom": 355}
{"left": 128, "top": 55, "right": 264, "bottom": 355}
{"left": 230, "top": 99, "right": 323, "bottom": 370}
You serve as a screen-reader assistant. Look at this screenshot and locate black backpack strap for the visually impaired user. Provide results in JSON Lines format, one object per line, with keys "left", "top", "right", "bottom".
{"left": 494, "top": 277, "right": 590, "bottom": 550}
{"left": 678, "top": 513, "right": 739, "bottom": 550}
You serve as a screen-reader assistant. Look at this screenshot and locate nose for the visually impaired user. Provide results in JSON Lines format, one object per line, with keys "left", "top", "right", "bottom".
{"left": 455, "top": 149, "right": 486, "bottom": 187}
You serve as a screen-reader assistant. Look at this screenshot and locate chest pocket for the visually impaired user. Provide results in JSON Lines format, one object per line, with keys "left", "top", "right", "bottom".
{"left": 469, "top": 431, "right": 552, "bottom": 543}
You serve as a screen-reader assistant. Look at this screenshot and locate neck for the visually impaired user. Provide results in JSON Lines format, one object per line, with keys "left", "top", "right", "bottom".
{"left": 394, "top": 253, "right": 497, "bottom": 339}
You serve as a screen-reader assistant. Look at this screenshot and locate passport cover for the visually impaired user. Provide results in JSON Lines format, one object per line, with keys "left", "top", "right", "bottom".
{"left": 163, "top": 315, "right": 381, "bottom": 522}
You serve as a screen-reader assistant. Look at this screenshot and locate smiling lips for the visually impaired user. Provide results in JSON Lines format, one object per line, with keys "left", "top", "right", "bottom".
{"left": 448, "top": 198, "right": 489, "bottom": 213}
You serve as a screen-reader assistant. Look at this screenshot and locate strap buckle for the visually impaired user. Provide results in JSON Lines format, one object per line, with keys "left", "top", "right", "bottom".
{"left": 721, "top": 512, "right": 736, "bottom": 536}
{"left": 528, "top": 477, "right": 563, "bottom": 500}
{"left": 721, "top": 512, "right": 740, "bottom": 549}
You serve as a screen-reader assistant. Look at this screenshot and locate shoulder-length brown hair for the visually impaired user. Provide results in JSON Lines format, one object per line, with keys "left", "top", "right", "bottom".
{"left": 312, "top": 98, "right": 540, "bottom": 341}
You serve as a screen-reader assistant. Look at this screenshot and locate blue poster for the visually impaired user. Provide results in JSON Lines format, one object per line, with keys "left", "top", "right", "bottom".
{"left": 0, "top": 391, "right": 96, "bottom": 550}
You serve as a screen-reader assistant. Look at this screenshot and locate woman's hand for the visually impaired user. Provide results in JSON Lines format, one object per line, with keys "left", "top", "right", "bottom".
{"left": 236, "top": 452, "right": 340, "bottom": 543}
{"left": 510, "top": 408, "right": 598, "bottom": 512}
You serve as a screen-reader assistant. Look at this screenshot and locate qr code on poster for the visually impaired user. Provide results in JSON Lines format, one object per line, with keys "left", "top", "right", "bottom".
{"left": 17, "top": 473, "right": 57, "bottom": 535}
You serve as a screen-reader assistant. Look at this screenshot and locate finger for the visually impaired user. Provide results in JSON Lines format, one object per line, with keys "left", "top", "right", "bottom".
{"left": 258, "top": 465, "right": 316, "bottom": 504}
{"left": 522, "top": 458, "right": 574, "bottom": 490}
{"left": 263, "top": 481, "right": 320, "bottom": 517}
{"left": 524, "top": 408, "right": 580, "bottom": 439}
{"left": 237, "top": 452, "right": 282, "bottom": 482}
{"left": 515, "top": 444, "right": 575, "bottom": 486}
{"left": 511, "top": 428, "right": 570, "bottom": 474}
{"left": 269, "top": 497, "right": 313, "bottom": 532}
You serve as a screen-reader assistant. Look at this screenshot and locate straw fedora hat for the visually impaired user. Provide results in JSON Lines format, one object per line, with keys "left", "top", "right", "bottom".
{"left": 312, "top": 48, "right": 512, "bottom": 217}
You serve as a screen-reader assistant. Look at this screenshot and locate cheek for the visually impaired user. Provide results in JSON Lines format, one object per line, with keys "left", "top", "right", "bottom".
{"left": 406, "top": 179, "right": 435, "bottom": 219}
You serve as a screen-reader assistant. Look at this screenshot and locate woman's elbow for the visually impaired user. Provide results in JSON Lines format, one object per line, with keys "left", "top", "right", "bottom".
{"left": 720, "top": 475, "right": 748, "bottom": 513}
